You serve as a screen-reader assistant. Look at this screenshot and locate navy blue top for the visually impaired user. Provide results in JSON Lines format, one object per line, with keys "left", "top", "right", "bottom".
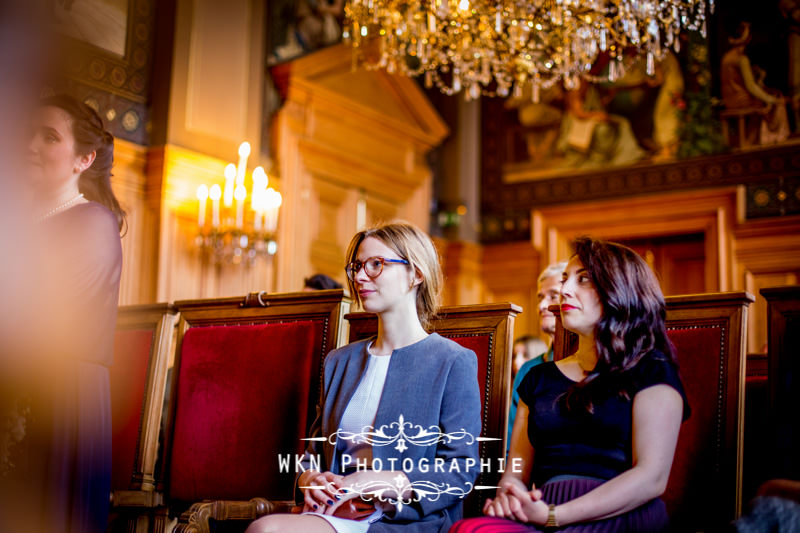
{"left": 507, "top": 346, "right": 552, "bottom": 448}
{"left": 518, "top": 350, "right": 690, "bottom": 486}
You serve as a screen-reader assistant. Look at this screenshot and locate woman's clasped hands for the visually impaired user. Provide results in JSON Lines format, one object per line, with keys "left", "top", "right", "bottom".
{"left": 300, "top": 469, "right": 402, "bottom": 516}
{"left": 483, "top": 477, "right": 550, "bottom": 525}
{"left": 300, "top": 470, "right": 347, "bottom": 514}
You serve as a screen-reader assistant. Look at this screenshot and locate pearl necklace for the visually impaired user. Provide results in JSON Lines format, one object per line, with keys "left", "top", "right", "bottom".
{"left": 36, "top": 193, "right": 85, "bottom": 222}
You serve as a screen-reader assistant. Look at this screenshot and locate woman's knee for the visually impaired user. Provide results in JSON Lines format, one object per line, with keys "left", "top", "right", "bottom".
{"left": 245, "top": 514, "right": 279, "bottom": 533}
{"left": 245, "top": 513, "right": 335, "bottom": 533}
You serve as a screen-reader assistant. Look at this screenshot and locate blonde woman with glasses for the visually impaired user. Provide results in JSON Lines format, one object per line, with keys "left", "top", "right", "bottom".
{"left": 248, "top": 221, "right": 481, "bottom": 533}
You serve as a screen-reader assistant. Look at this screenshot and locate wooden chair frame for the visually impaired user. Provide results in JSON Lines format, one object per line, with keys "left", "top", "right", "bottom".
{"left": 345, "top": 302, "right": 522, "bottom": 516}
{"left": 110, "top": 304, "right": 178, "bottom": 531}
{"left": 163, "top": 289, "right": 351, "bottom": 533}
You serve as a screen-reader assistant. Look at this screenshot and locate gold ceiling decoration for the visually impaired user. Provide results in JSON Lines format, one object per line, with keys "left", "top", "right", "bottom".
{"left": 345, "top": 0, "right": 712, "bottom": 100}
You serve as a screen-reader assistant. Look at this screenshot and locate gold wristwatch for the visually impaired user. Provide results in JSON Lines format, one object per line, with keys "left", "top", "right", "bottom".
{"left": 545, "top": 503, "right": 558, "bottom": 528}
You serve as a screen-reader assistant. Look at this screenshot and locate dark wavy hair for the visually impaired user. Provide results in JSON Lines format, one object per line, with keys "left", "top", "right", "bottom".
{"left": 41, "top": 94, "right": 126, "bottom": 233}
{"left": 562, "top": 236, "right": 676, "bottom": 414}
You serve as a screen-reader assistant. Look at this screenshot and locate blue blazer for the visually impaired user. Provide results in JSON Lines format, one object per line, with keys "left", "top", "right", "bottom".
{"left": 300, "top": 333, "right": 481, "bottom": 532}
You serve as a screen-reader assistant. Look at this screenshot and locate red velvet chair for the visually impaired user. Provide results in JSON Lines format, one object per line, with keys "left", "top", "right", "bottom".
{"left": 552, "top": 292, "right": 753, "bottom": 531}
{"left": 110, "top": 303, "right": 178, "bottom": 532}
{"left": 345, "top": 302, "right": 522, "bottom": 517}
{"left": 162, "top": 290, "right": 351, "bottom": 533}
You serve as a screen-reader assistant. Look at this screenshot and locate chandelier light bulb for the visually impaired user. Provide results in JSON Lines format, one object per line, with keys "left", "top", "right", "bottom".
{"left": 238, "top": 141, "right": 251, "bottom": 158}
{"left": 196, "top": 184, "right": 209, "bottom": 201}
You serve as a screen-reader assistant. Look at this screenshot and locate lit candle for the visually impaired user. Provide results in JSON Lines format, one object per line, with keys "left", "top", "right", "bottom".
{"left": 254, "top": 206, "right": 263, "bottom": 232}
{"left": 264, "top": 188, "right": 282, "bottom": 233}
{"left": 209, "top": 184, "right": 222, "bottom": 229}
{"left": 252, "top": 167, "right": 267, "bottom": 233}
{"left": 196, "top": 184, "right": 209, "bottom": 228}
{"left": 251, "top": 166, "right": 267, "bottom": 210}
{"left": 234, "top": 184, "right": 247, "bottom": 229}
{"left": 274, "top": 191, "right": 283, "bottom": 232}
{"left": 236, "top": 141, "right": 250, "bottom": 187}
{"left": 223, "top": 163, "right": 236, "bottom": 208}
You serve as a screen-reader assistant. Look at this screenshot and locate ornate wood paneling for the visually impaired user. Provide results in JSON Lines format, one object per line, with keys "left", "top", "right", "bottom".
{"left": 113, "top": 139, "right": 156, "bottom": 304}
{"left": 439, "top": 188, "right": 799, "bottom": 348}
{"left": 531, "top": 187, "right": 738, "bottom": 292}
{"left": 733, "top": 216, "right": 800, "bottom": 353}
{"left": 481, "top": 241, "right": 542, "bottom": 337}
{"left": 273, "top": 45, "right": 448, "bottom": 292}
{"left": 435, "top": 238, "right": 485, "bottom": 307}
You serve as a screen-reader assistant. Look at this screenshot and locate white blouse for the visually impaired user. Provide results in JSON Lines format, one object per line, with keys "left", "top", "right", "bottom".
{"left": 337, "top": 346, "right": 392, "bottom": 465}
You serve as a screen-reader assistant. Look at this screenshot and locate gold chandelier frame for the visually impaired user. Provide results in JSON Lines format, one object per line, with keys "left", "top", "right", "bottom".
{"left": 345, "top": 0, "right": 712, "bottom": 100}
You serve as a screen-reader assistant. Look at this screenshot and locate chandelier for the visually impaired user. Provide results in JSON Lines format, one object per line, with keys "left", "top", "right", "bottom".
{"left": 194, "top": 142, "right": 283, "bottom": 265}
{"left": 344, "top": 0, "right": 712, "bottom": 100}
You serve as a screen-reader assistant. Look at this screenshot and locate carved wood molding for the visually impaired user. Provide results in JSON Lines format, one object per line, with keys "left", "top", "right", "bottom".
{"left": 176, "top": 498, "right": 293, "bottom": 533}
{"left": 286, "top": 44, "right": 449, "bottom": 149}
{"left": 482, "top": 143, "right": 800, "bottom": 243}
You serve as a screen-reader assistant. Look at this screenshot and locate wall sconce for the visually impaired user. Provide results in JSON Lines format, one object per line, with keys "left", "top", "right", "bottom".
{"left": 195, "top": 142, "right": 282, "bottom": 265}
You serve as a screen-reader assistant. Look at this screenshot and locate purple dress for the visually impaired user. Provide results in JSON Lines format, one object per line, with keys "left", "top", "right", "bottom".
{"left": 2, "top": 202, "right": 122, "bottom": 533}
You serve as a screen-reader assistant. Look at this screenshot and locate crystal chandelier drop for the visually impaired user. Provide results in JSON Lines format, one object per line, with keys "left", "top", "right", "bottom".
{"left": 344, "top": 0, "right": 712, "bottom": 100}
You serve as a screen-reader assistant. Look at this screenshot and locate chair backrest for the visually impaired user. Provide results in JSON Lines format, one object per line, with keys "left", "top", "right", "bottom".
{"left": 345, "top": 302, "right": 521, "bottom": 517}
{"left": 760, "top": 286, "right": 800, "bottom": 482}
{"left": 663, "top": 292, "right": 751, "bottom": 530}
{"left": 163, "top": 290, "right": 350, "bottom": 504}
{"left": 552, "top": 292, "right": 752, "bottom": 531}
{"left": 112, "top": 303, "right": 178, "bottom": 494}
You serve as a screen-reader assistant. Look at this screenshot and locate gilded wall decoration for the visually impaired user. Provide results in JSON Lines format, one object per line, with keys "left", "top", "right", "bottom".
{"left": 48, "top": 0, "right": 155, "bottom": 145}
